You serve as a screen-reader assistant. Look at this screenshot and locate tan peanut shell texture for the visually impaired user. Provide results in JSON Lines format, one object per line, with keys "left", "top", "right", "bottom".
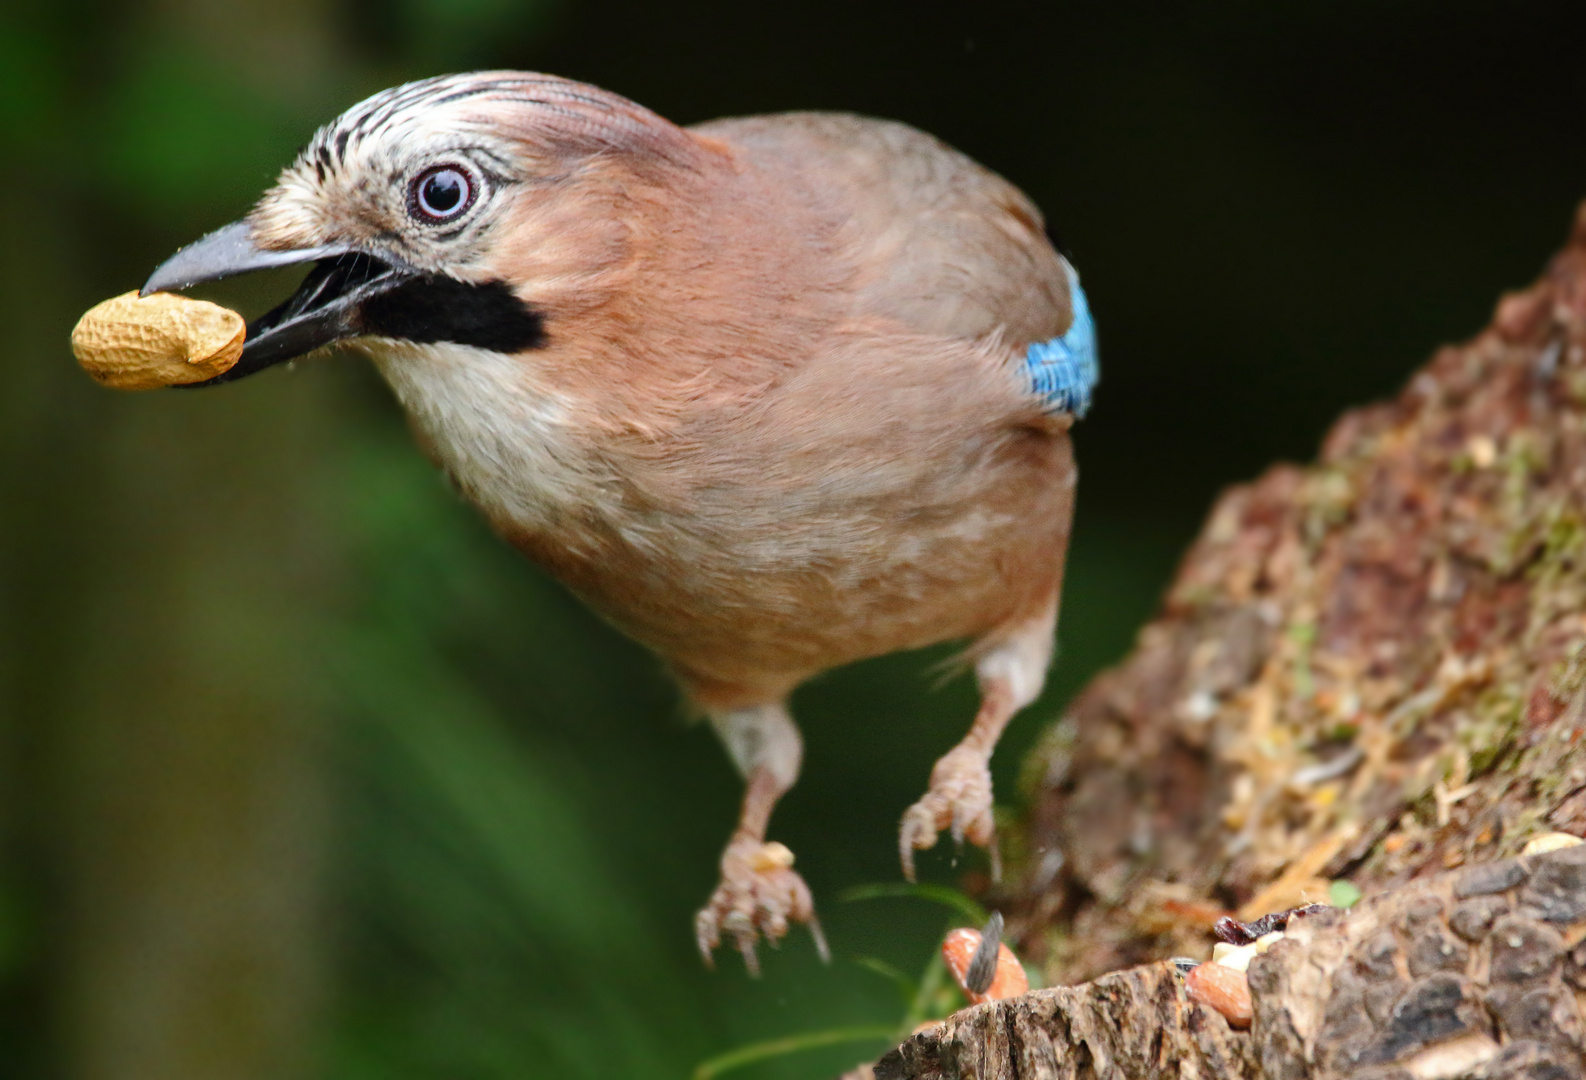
{"left": 71, "top": 291, "right": 246, "bottom": 390}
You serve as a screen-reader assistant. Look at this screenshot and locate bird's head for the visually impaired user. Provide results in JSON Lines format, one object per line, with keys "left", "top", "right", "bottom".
{"left": 144, "top": 72, "right": 708, "bottom": 384}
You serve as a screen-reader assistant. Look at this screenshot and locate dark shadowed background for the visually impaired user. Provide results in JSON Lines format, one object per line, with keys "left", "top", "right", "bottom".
{"left": 2, "top": 1, "right": 1583, "bottom": 1077}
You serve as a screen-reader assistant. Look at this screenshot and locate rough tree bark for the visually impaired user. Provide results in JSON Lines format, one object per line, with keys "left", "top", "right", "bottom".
{"left": 875, "top": 201, "right": 1586, "bottom": 1078}
{"left": 880, "top": 844, "right": 1586, "bottom": 1079}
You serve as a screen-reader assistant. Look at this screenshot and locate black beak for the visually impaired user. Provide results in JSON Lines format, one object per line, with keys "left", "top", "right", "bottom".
{"left": 142, "top": 220, "right": 419, "bottom": 386}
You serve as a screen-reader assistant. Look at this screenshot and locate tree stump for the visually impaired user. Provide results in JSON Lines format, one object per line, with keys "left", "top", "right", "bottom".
{"left": 879, "top": 845, "right": 1586, "bottom": 1079}
{"left": 874, "top": 201, "right": 1586, "bottom": 1078}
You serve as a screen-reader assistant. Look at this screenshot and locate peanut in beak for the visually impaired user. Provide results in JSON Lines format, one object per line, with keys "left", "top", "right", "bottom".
{"left": 71, "top": 291, "right": 245, "bottom": 390}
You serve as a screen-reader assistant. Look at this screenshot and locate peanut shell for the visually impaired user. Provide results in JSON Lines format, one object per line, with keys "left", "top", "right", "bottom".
{"left": 1211, "top": 941, "right": 1258, "bottom": 971}
{"left": 71, "top": 291, "right": 245, "bottom": 390}
{"left": 748, "top": 841, "right": 796, "bottom": 873}
{"left": 1521, "top": 832, "right": 1583, "bottom": 856}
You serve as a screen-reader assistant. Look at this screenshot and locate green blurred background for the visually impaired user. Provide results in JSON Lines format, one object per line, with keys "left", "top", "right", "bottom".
{"left": 1, "top": 1, "right": 1583, "bottom": 1076}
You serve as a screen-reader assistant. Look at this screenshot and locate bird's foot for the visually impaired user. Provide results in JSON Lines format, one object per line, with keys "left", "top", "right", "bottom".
{"left": 899, "top": 745, "right": 999, "bottom": 883}
{"left": 695, "top": 838, "right": 829, "bottom": 975}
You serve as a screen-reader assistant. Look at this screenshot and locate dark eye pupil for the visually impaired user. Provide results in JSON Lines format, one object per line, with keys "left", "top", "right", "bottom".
{"left": 417, "top": 169, "right": 468, "bottom": 218}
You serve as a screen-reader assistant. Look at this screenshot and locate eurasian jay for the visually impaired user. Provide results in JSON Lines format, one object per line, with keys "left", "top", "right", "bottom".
{"left": 141, "top": 71, "right": 1098, "bottom": 973}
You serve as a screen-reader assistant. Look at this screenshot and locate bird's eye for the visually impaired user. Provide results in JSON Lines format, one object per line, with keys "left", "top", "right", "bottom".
{"left": 409, "top": 165, "right": 475, "bottom": 223}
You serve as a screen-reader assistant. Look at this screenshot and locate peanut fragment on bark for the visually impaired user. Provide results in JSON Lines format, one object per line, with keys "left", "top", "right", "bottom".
{"left": 941, "top": 927, "right": 1029, "bottom": 1005}
{"left": 1184, "top": 961, "right": 1253, "bottom": 1029}
{"left": 71, "top": 291, "right": 245, "bottom": 390}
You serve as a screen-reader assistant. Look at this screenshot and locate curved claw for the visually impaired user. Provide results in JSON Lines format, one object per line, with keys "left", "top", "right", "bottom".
{"left": 809, "top": 913, "right": 831, "bottom": 964}
{"left": 899, "top": 801, "right": 942, "bottom": 883}
{"left": 695, "top": 907, "right": 723, "bottom": 969}
{"left": 737, "top": 937, "right": 761, "bottom": 978}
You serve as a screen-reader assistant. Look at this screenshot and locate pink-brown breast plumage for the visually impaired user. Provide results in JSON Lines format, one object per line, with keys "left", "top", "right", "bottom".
{"left": 411, "top": 111, "right": 1082, "bottom": 706}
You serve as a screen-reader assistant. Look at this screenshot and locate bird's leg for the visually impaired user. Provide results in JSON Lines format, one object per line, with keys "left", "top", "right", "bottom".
{"left": 899, "top": 610, "right": 1056, "bottom": 883}
{"left": 695, "top": 701, "right": 828, "bottom": 974}
{"left": 898, "top": 680, "right": 1017, "bottom": 884}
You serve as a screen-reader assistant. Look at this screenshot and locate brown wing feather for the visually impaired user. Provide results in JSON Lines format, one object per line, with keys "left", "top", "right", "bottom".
{"left": 690, "top": 112, "right": 1070, "bottom": 346}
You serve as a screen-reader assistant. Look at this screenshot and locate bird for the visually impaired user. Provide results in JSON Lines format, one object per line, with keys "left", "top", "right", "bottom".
{"left": 140, "top": 71, "right": 1098, "bottom": 974}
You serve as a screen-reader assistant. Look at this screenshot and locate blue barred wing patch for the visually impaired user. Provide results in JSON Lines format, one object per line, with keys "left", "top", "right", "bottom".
{"left": 1023, "top": 262, "right": 1098, "bottom": 417}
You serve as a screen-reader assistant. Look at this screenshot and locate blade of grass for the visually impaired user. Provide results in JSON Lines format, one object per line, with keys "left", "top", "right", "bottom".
{"left": 902, "top": 952, "right": 959, "bottom": 1032}
{"left": 691, "top": 1025, "right": 898, "bottom": 1080}
{"left": 839, "top": 882, "right": 988, "bottom": 925}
